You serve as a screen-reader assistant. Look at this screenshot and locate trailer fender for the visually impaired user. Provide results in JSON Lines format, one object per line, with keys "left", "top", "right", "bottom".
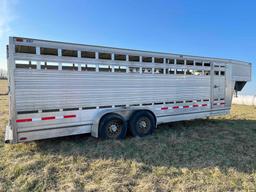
{"left": 91, "top": 108, "right": 131, "bottom": 138}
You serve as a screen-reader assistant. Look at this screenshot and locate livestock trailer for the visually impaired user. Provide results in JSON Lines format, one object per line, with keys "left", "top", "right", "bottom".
{"left": 4, "top": 37, "right": 252, "bottom": 143}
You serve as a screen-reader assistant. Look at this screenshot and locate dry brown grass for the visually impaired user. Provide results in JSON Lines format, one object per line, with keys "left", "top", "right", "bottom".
{"left": 0, "top": 80, "right": 256, "bottom": 191}
{"left": 0, "top": 80, "right": 8, "bottom": 95}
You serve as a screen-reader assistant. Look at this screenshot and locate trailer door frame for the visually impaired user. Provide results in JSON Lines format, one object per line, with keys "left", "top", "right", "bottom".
{"left": 211, "top": 62, "right": 226, "bottom": 109}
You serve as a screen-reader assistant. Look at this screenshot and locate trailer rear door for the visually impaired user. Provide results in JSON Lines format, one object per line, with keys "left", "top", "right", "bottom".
{"left": 212, "top": 63, "right": 226, "bottom": 108}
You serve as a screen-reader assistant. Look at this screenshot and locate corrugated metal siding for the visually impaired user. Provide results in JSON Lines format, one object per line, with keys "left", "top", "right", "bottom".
{"left": 232, "top": 63, "right": 251, "bottom": 81}
{"left": 15, "top": 69, "right": 211, "bottom": 112}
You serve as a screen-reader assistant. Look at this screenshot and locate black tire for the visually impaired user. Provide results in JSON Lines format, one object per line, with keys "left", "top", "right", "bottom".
{"left": 129, "top": 111, "right": 156, "bottom": 137}
{"left": 99, "top": 113, "right": 127, "bottom": 139}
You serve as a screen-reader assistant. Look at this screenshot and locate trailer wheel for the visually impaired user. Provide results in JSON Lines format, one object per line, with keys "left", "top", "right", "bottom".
{"left": 99, "top": 113, "right": 127, "bottom": 139}
{"left": 129, "top": 111, "right": 156, "bottom": 137}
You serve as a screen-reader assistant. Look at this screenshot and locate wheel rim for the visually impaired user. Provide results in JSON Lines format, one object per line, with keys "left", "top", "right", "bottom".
{"left": 106, "top": 119, "right": 123, "bottom": 138}
{"left": 137, "top": 117, "right": 151, "bottom": 134}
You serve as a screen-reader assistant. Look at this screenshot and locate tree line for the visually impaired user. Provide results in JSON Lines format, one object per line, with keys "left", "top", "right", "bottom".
{"left": 0, "top": 69, "right": 7, "bottom": 79}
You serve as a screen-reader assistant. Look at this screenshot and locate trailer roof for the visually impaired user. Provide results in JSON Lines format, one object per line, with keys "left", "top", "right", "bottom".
{"left": 12, "top": 36, "right": 251, "bottom": 66}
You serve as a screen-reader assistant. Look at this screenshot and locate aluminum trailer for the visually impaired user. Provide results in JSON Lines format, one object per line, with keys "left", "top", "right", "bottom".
{"left": 4, "top": 37, "right": 252, "bottom": 143}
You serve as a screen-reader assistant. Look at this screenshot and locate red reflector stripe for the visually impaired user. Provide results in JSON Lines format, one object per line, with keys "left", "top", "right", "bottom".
{"left": 202, "top": 104, "right": 208, "bottom": 106}
{"left": 183, "top": 106, "right": 189, "bottom": 108}
{"left": 173, "top": 106, "right": 179, "bottom": 109}
{"left": 16, "top": 118, "right": 32, "bottom": 123}
{"left": 220, "top": 102, "right": 225, "bottom": 105}
{"left": 64, "top": 115, "right": 76, "bottom": 118}
{"left": 19, "top": 137, "right": 27, "bottom": 141}
{"left": 213, "top": 103, "right": 217, "bottom": 105}
{"left": 193, "top": 104, "right": 199, "bottom": 107}
{"left": 41, "top": 116, "right": 55, "bottom": 120}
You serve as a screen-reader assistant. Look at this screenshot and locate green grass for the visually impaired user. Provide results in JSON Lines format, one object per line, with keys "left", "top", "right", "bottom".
{"left": 0, "top": 80, "right": 256, "bottom": 191}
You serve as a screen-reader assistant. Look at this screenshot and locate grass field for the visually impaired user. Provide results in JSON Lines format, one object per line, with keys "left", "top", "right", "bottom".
{"left": 0, "top": 80, "right": 256, "bottom": 191}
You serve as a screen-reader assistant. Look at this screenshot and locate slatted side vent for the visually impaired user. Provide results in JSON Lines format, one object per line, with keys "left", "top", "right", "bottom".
{"left": 114, "top": 54, "right": 126, "bottom": 61}
{"left": 81, "top": 51, "right": 95, "bottom": 59}
{"left": 40, "top": 47, "right": 58, "bottom": 56}
{"left": 13, "top": 44, "right": 227, "bottom": 77}
{"left": 15, "top": 45, "right": 36, "bottom": 54}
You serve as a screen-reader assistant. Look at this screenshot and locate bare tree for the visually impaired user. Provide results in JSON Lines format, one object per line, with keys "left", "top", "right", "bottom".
{"left": 0, "top": 68, "right": 8, "bottom": 79}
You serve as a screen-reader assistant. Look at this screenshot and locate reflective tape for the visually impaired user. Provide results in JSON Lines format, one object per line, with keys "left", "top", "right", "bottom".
{"left": 161, "top": 107, "right": 168, "bottom": 110}
{"left": 16, "top": 118, "right": 32, "bottom": 123}
{"left": 64, "top": 115, "right": 77, "bottom": 118}
{"left": 162, "top": 103, "right": 209, "bottom": 110}
{"left": 41, "top": 116, "right": 55, "bottom": 121}
{"left": 16, "top": 114, "right": 76, "bottom": 123}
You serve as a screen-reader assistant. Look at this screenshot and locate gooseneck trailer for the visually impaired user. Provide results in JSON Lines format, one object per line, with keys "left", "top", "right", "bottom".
{"left": 5, "top": 37, "right": 251, "bottom": 143}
